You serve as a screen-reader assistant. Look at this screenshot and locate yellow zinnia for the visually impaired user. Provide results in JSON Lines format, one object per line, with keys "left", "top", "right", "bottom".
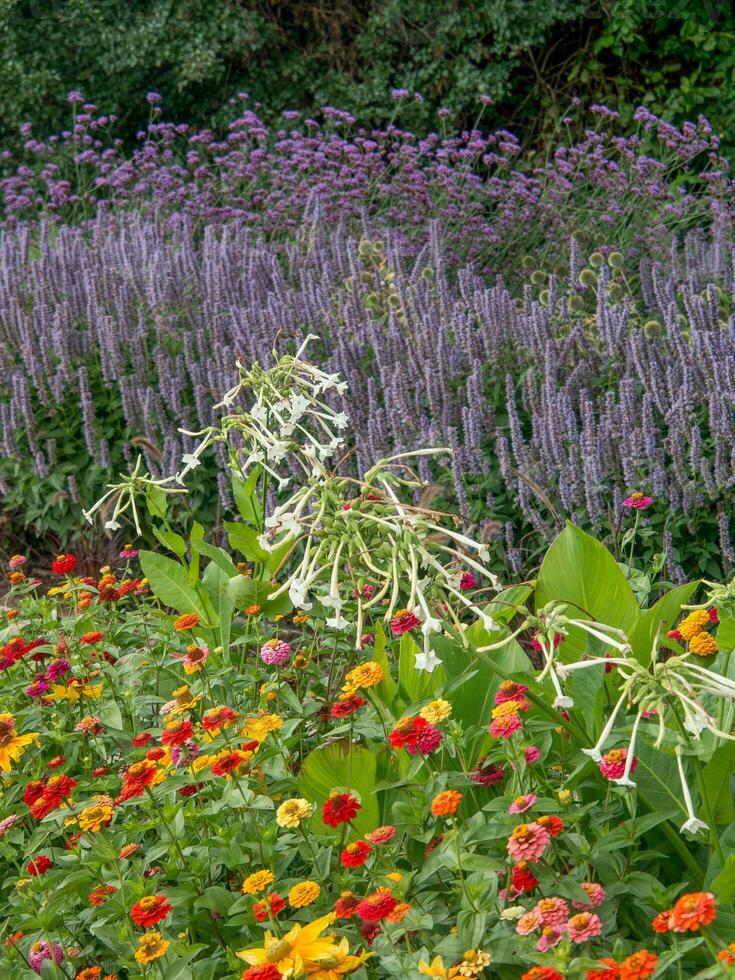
{"left": 419, "top": 699, "right": 452, "bottom": 724}
{"left": 288, "top": 880, "right": 320, "bottom": 908}
{"left": 78, "top": 802, "right": 114, "bottom": 832}
{"left": 241, "top": 713, "right": 283, "bottom": 743}
{"left": 237, "top": 913, "right": 344, "bottom": 975}
{"left": 241, "top": 869, "right": 275, "bottom": 895}
{"left": 276, "top": 798, "right": 313, "bottom": 829}
{"left": 0, "top": 714, "right": 39, "bottom": 772}
{"left": 134, "top": 932, "right": 170, "bottom": 964}
{"left": 341, "top": 661, "right": 384, "bottom": 696}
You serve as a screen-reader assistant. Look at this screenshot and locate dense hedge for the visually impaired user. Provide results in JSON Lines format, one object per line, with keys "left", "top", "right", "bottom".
{"left": 1, "top": 0, "right": 734, "bottom": 158}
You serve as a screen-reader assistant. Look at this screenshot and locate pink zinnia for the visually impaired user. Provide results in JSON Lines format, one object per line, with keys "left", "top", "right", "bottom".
{"left": 535, "top": 897, "right": 569, "bottom": 926}
{"left": 489, "top": 714, "right": 523, "bottom": 739}
{"left": 572, "top": 882, "right": 606, "bottom": 910}
{"left": 537, "top": 925, "right": 566, "bottom": 952}
{"left": 29, "top": 940, "right": 63, "bottom": 974}
{"left": 459, "top": 571, "right": 477, "bottom": 591}
{"left": 567, "top": 911, "right": 603, "bottom": 943}
{"left": 366, "top": 824, "right": 396, "bottom": 845}
{"left": 8, "top": 555, "right": 27, "bottom": 568}
{"left": 515, "top": 909, "right": 542, "bottom": 935}
{"left": 390, "top": 609, "right": 421, "bottom": 635}
{"left": 524, "top": 745, "right": 541, "bottom": 764}
{"left": 623, "top": 491, "right": 654, "bottom": 510}
{"left": 0, "top": 814, "right": 20, "bottom": 838}
{"left": 599, "top": 747, "right": 637, "bottom": 781}
{"left": 416, "top": 724, "right": 443, "bottom": 754}
{"left": 260, "top": 639, "right": 291, "bottom": 666}
{"left": 509, "top": 793, "right": 537, "bottom": 814}
{"left": 47, "top": 658, "right": 71, "bottom": 681}
{"left": 507, "top": 822, "right": 551, "bottom": 861}
{"left": 495, "top": 680, "right": 529, "bottom": 704}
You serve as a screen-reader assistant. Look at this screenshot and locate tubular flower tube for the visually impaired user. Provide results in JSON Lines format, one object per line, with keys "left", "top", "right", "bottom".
{"left": 675, "top": 746, "right": 708, "bottom": 835}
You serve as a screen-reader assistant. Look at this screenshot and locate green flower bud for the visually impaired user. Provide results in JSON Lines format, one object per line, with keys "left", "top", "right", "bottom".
{"left": 589, "top": 251, "right": 604, "bottom": 269}
{"left": 530, "top": 270, "right": 546, "bottom": 287}
{"left": 522, "top": 255, "right": 535, "bottom": 270}
{"left": 579, "top": 269, "right": 597, "bottom": 288}
{"left": 568, "top": 294, "right": 583, "bottom": 312}
{"left": 643, "top": 319, "right": 662, "bottom": 338}
{"left": 608, "top": 251, "right": 624, "bottom": 268}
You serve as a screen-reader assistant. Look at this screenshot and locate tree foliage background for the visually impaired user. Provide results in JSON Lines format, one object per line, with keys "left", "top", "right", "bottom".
{"left": 1, "top": 0, "right": 733, "bottom": 151}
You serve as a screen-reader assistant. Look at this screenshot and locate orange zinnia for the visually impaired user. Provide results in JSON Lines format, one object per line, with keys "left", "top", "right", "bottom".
{"left": 620, "top": 950, "right": 658, "bottom": 980}
{"left": 670, "top": 891, "right": 716, "bottom": 932}
{"left": 174, "top": 612, "right": 200, "bottom": 632}
{"left": 431, "top": 789, "right": 462, "bottom": 816}
{"left": 718, "top": 943, "right": 735, "bottom": 966}
{"left": 651, "top": 910, "right": 671, "bottom": 933}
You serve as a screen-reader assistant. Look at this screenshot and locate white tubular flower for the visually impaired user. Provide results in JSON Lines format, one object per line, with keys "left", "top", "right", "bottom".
{"left": 582, "top": 687, "right": 630, "bottom": 762}
{"left": 613, "top": 710, "right": 643, "bottom": 788}
{"left": 414, "top": 636, "right": 442, "bottom": 673}
{"left": 675, "top": 746, "right": 708, "bottom": 835}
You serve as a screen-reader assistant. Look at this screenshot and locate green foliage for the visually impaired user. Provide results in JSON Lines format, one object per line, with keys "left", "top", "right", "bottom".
{"left": 2, "top": 0, "right": 733, "bottom": 158}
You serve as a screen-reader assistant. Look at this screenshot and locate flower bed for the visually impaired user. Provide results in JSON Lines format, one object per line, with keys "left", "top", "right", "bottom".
{"left": 1, "top": 348, "right": 734, "bottom": 978}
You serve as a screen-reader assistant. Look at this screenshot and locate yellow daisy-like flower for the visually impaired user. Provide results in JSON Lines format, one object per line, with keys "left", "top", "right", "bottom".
{"left": 678, "top": 609, "right": 711, "bottom": 641}
{"left": 276, "top": 798, "right": 314, "bottom": 829}
{"left": 689, "top": 631, "right": 717, "bottom": 657}
{"left": 419, "top": 956, "right": 458, "bottom": 978}
{"left": 385, "top": 872, "right": 403, "bottom": 883}
{"left": 191, "top": 753, "right": 216, "bottom": 773}
{"left": 165, "top": 685, "right": 202, "bottom": 716}
{"left": 490, "top": 699, "right": 522, "bottom": 720}
{"left": 134, "top": 932, "right": 170, "bottom": 965}
{"left": 419, "top": 699, "right": 452, "bottom": 724}
{"left": 288, "top": 880, "right": 320, "bottom": 908}
{"left": 241, "top": 869, "right": 275, "bottom": 895}
{"left": 241, "top": 713, "right": 283, "bottom": 743}
{"left": 237, "top": 913, "right": 343, "bottom": 974}
{"left": 342, "top": 661, "right": 384, "bottom": 696}
{"left": 47, "top": 684, "right": 103, "bottom": 703}
{"left": 456, "top": 949, "right": 492, "bottom": 976}
{"left": 0, "top": 714, "right": 39, "bottom": 772}
{"left": 78, "top": 802, "right": 114, "bottom": 832}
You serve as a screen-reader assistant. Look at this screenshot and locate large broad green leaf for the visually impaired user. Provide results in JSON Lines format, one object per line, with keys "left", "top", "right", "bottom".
{"left": 628, "top": 581, "right": 699, "bottom": 665}
{"left": 224, "top": 521, "right": 269, "bottom": 562}
{"left": 297, "top": 740, "right": 378, "bottom": 838}
{"left": 232, "top": 470, "right": 262, "bottom": 526}
{"left": 226, "top": 575, "right": 293, "bottom": 619}
{"left": 202, "top": 561, "right": 234, "bottom": 657}
{"left": 634, "top": 742, "right": 688, "bottom": 824}
{"left": 535, "top": 523, "right": 639, "bottom": 659}
{"left": 717, "top": 614, "right": 735, "bottom": 654}
{"left": 398, "top": 632, "right": 446, "bottom": 703}
{"left": 711, "top": 855, "right": 735, "bottom": 904}
{"left": 139, "top": 550, "right": 208, "bottom": 621}
{"left": 702, "top": 743, "right": 735, "bottom": 824}
{"left": 371, "top": 621, "right": 398, "bottom": 708}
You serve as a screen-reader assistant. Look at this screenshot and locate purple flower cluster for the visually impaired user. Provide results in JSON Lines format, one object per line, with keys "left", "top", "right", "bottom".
{"left": 1, "top": 97, "right": 732, "bottom": 271}
{"left": 1, "top": 213, "right": 734, "bottom": 576}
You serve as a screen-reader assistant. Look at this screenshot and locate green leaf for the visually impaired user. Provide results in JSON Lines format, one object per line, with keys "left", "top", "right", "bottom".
{"left": 139, "top": 550, "right": 208, "bottom": 621}
{"left": 711, "top": 854, "right": 735, "bottom": 904}
{"left": 371, "top": 620, "right": 398, "bottom": 707}
{"left": 202, "top": 561, "right": 234, "bottom": 656}
{"left": 717, "top": 614, "right": 735, "bottom": 654}
{"left": 226, "top": 575, "right": 293, "bottom": 619}
{"left": 634, "top": 742, "right": 688, "bottom": 824}
{"left": 398, "top": 632, "right": 446, "bottom": 702}
{"left": 224, "top": 521, "right": 269, "bottom": 562}
{"left": 297, "top": 739, "right": 378, "bottom": 837}
{"left": 701, "top": 743, "right": 735, "bottom": 824}
{"left": 628, "top": 581, "right": 699, "bottom": 665}
{"left": 146, "top": 483, "right": 168, "bottom": 519}
{"left": 535, "top": 522, "right": 639, "bottom": 659}
{"left": 232, "top": 470, "right": 262, "bottom": 526}
{"left": 152, "top": 525, "right": 187, "bottom": 559}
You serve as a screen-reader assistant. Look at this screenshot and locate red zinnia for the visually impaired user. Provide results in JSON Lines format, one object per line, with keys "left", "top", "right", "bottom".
{"left": 536, "top": 814, "right": 565, "bottom": 837}
{"left": 334, "top": 892, "right": 360, "bottom": 918}
{"left": 355, "top": 890, "right": 398, "bottom": 922}
{"left": 322, "top": 792, "right": 361, "bottom": 827}
{"left": 130, "top": 894, "right": 172, "bottom": 928}
{"left": 211, "top": 751, "right": 245, "bottom": 777}
{"left": 330, "top": 695, "right": 366, "bottom": 719}
{"left": 521, "top": 968, "right": 564, "bottom": 980}
{"left": 242, "top": 965, "right": 283, "bottom": 980}
{"left": 161, "top": 721, "right": 194, "bottom": 746}
{"left": 340, "top": 840, "right": 372, "bottom": 868}
{"left": 80, "top": 631, "right": 104, "bottom": 645}
{"left": 512, "top": 861, "right": 539, "bottom": 893}
{"left": 52, "top": 553, "right": 77, "bottom": 575}
{"left": 131, "top": 732, "right": 152, "bottom": 747}
{"left": 202, "top": 707, "right": 237, "bottom": 731}
{"left": 252, "top": 893, "right": 286, "bottom": 923}
{"left": 89, "top": 884, "right": 116, "bottom": 906}
{"left": 27, "top": 855, "right": 53, "bottom": 876}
